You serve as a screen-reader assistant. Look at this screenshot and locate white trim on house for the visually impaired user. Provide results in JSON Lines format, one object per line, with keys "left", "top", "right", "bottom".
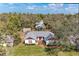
{"left": 25, "top": 40, "right": 35, "bottom": 44}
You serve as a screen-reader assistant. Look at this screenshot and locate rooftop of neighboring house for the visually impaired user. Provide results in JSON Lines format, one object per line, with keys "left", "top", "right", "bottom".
{"left": 24, "top": 31, "right": 54, "bottom": 40}
{"left": 22, "top": 28, "right": 31, "bottom": 33}
{"left": 5, "top": 35, "right": 14, "bottom": 43}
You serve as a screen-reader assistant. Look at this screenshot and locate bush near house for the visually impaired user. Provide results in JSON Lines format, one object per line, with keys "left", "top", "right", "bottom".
{"left": 0, "top": 45, "right": 6, "bottom": 56}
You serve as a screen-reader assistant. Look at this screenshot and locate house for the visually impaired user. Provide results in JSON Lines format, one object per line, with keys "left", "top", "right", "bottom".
{"left": 24, "top": 31, "right": 55, "bottom": 45}
{"left": 5, "top": 35, "right": 14, "bottom": 47}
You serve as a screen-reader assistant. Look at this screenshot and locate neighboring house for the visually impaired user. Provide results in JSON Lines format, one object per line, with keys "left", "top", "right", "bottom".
{"left": 23, "top": 28, "right": 31, "bottom": 33}
{"left": 24, "top": 31, "right": 55, "bottom": 45}
{"left": 5, "top": 35, "right": 14, "bottom": 47}
{"left": 76, "top": 38, "right": 79, "bottom": 51}
{"left": 68, "top": 34, "right": 79, "bottom": 51}
{"left": 68, "top": 35, "right": 76, "bottom": 45}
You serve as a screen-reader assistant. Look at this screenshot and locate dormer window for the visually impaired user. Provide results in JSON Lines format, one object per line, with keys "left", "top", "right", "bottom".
{"left": 37, "top": 36, "right": 44, "bottom": 40}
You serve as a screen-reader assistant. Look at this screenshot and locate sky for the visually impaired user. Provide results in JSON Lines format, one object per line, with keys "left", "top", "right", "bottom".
{"left": 0, "top": 3, "right": 79, "bottom": 14}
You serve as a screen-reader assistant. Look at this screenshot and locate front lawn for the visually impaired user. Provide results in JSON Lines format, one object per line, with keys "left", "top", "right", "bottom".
{"left": 9, "top": 44, "right": 46, "bottom": 56}
{"left": 8, "top": 44, "right": 79, "bottom": 56}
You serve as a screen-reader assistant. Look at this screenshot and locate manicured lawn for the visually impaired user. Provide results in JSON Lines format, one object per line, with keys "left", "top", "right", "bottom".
{"left": 9, "top": 44, "right": 79, "bottom": 56}
{"left": 9, "top": 44, "right": 46, "bottom": 56}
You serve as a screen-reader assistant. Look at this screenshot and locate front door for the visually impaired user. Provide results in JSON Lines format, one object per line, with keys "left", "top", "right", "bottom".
{"left": 29, "top": 39, "right": 32, "bottom": 44}
{"left": 36, "top": 37, "right": 44, "bottom": 45}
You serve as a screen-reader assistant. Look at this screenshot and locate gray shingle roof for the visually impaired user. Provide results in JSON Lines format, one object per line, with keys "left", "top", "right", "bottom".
{"left": 25, "top": 31, "right": 54, "bottom": 40}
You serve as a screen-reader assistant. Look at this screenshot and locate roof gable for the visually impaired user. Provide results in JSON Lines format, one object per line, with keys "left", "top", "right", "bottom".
{"left": 25, "top": 31, "right": 54, "bottom": 40}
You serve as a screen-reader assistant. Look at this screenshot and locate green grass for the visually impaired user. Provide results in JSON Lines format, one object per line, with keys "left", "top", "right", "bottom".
{"left": 9, "top": 44, "right": 46, "bottom": 56}
{"left": 8, "top": 44, "right": 79, "bottom": 56}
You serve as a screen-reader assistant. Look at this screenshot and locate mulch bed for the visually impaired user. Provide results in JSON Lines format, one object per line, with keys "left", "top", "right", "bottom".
{"left": 46, "top": 45, "right": 63, "bottom": 48}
